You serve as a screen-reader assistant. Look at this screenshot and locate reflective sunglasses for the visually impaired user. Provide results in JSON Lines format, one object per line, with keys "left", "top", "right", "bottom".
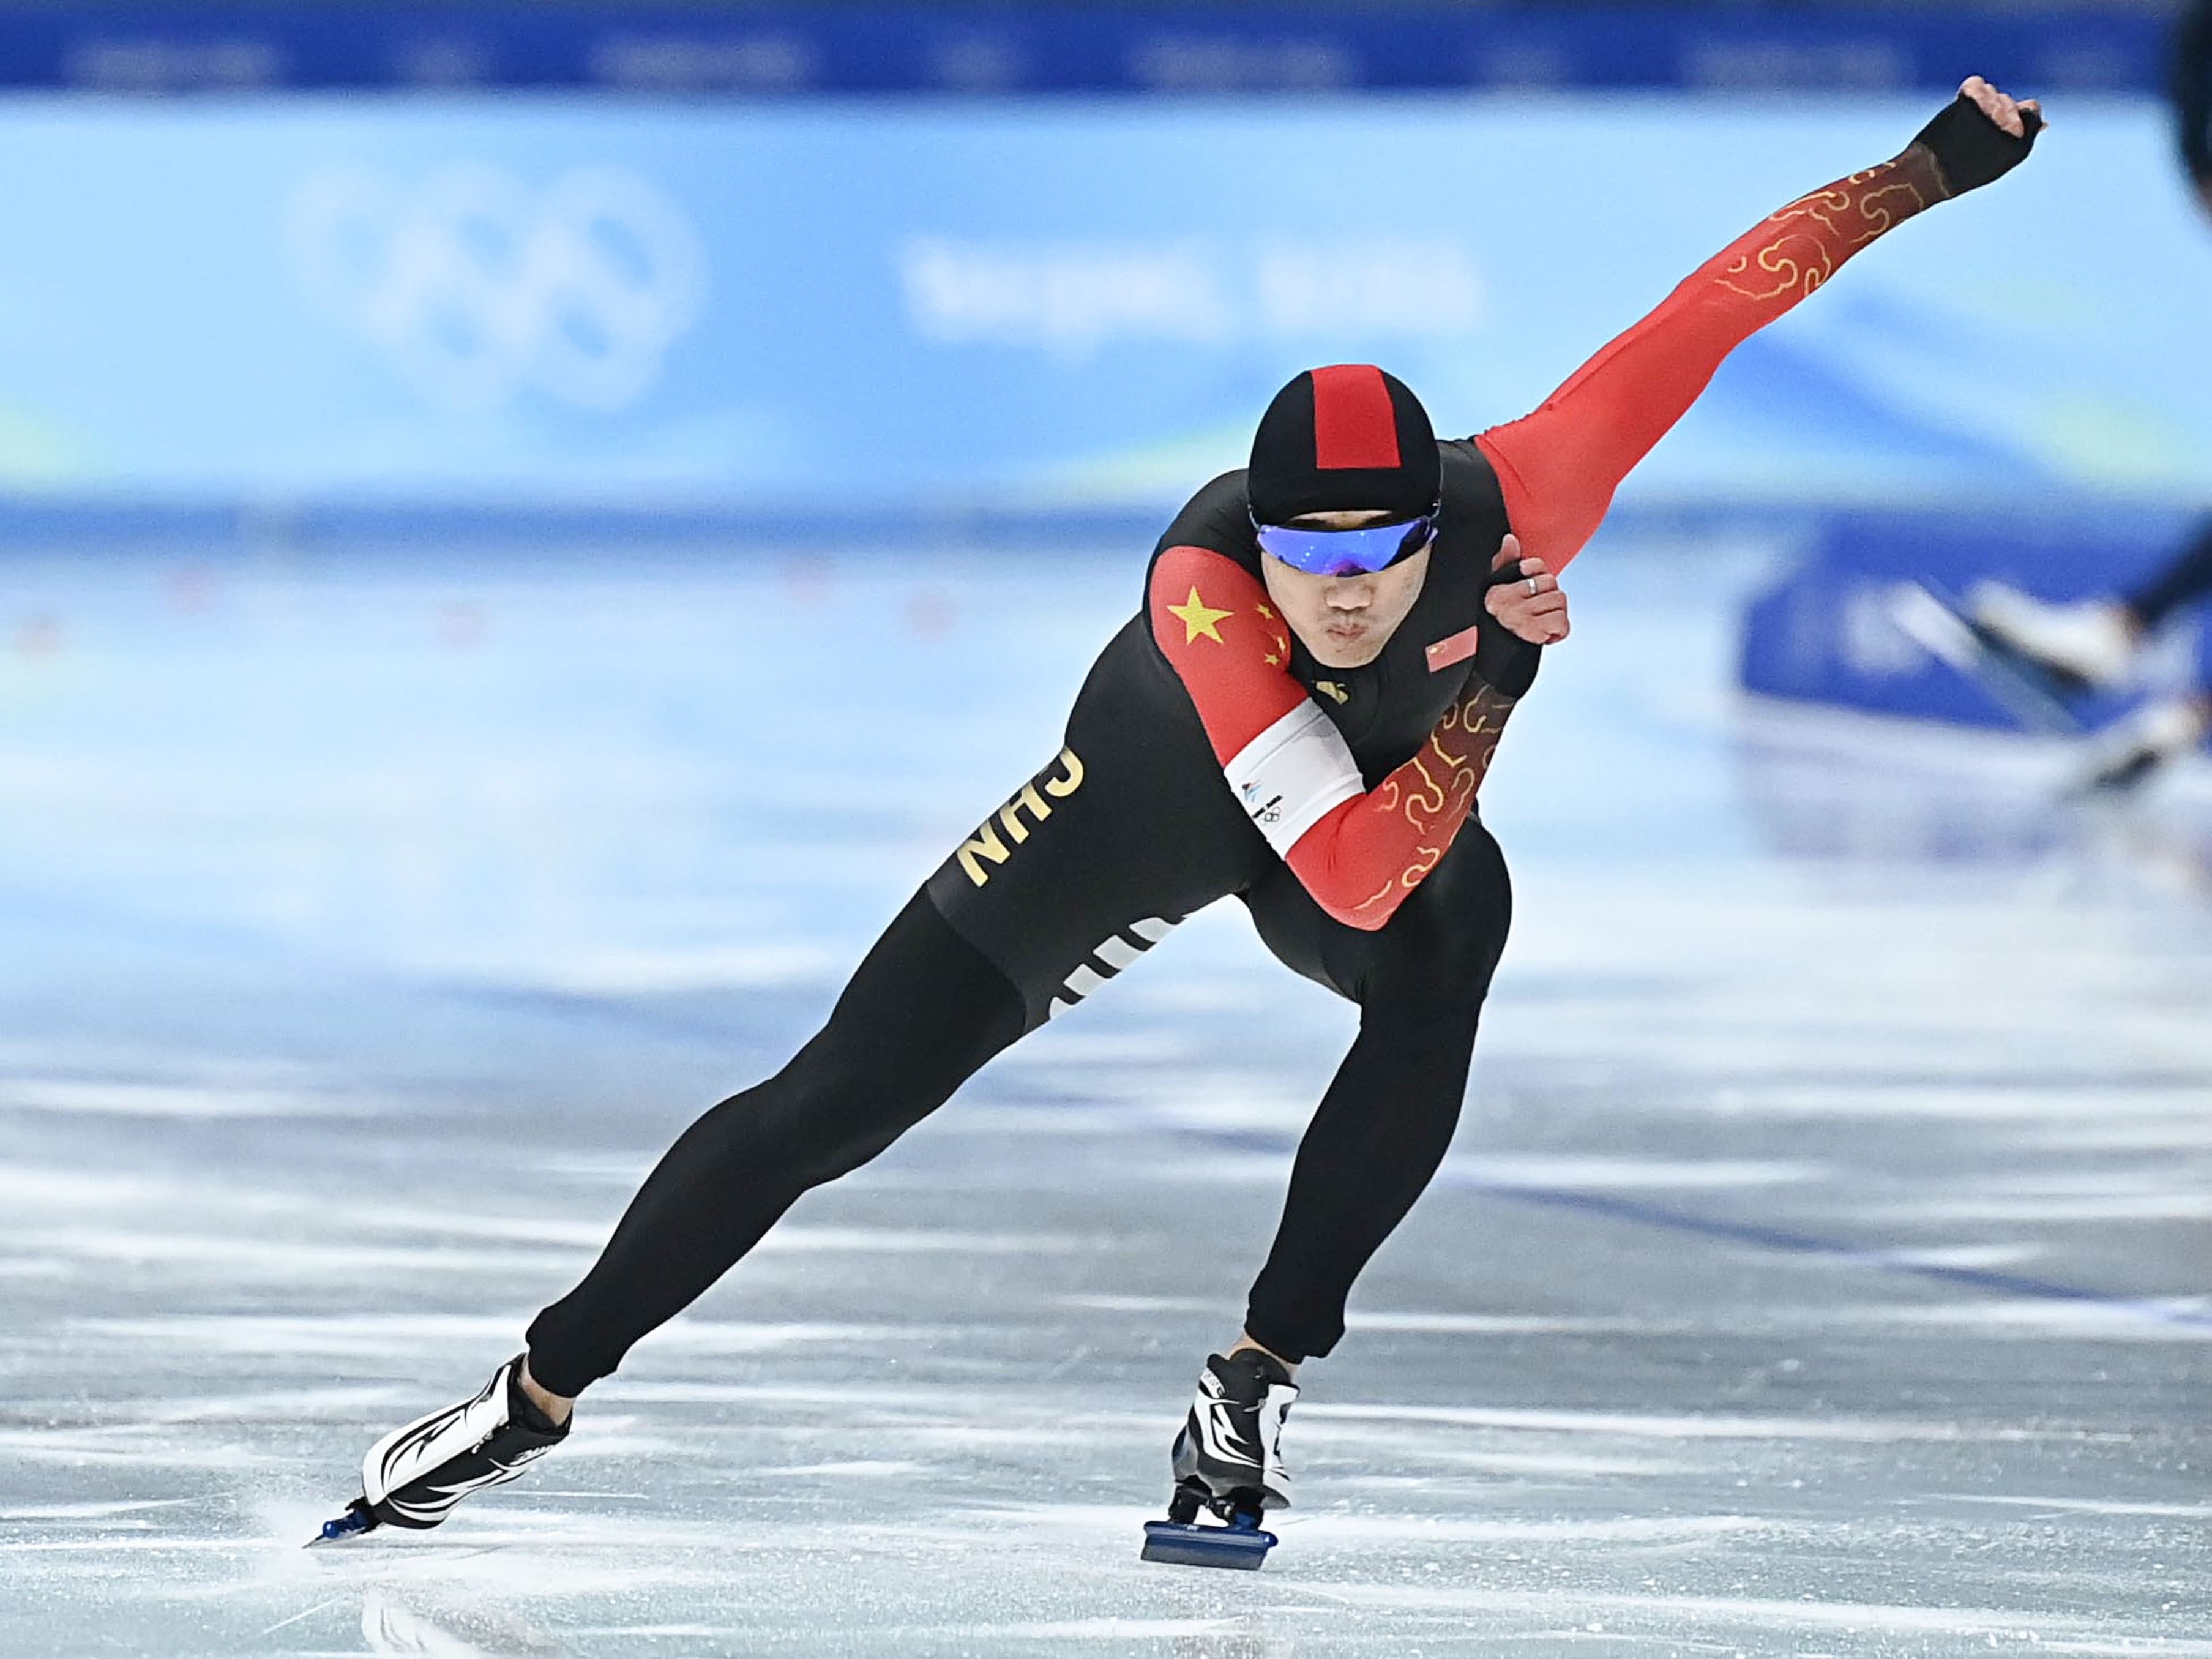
{"left": 1250, "top": 507, "right": 1439, "bottom": 577}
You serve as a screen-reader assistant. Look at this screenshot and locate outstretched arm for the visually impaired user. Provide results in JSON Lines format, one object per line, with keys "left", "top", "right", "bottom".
{"left": 1476, "top": 76, "right": 2042, "bottom": 572}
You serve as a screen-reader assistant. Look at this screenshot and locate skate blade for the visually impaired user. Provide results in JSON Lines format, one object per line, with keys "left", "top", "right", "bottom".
{"left": 1963, "top": 626, "right": 2095, "bottom": 726}
{"left": 1140, "top": 1518, "right": 1276, "bottom": 1570}
{"left": 1886, "top": 585, "right": 2087, "bottom": 735}
{"left": 2074, "top": 749, "right": 2165, "bottom": 799}
{"left": 304, "top": 1502, "right": 378, "bottom": 1547}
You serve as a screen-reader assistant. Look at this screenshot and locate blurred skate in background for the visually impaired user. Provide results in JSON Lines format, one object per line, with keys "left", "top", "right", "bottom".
{"left": 1968, "top": 533, "right": 2212, "bottom": 793}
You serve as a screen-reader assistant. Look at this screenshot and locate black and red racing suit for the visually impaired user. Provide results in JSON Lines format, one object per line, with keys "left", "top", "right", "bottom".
{"left": 525, "top": 103, "right": 2028, "bottom": 1391}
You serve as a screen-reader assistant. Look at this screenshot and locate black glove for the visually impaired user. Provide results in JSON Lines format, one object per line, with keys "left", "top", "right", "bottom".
{"left": 1471, "top": 557, "right": 1544, "bottom": 700}
{"left": 1912, "top": 91, "right": 2042, "bottom": 197}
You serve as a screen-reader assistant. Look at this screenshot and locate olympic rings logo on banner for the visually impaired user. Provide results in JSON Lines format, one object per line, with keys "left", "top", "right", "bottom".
{"left": 286, "top": 163, "right": 708, "bottom": 413}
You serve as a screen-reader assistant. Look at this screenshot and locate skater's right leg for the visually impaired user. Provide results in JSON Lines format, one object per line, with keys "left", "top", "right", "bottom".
{"left": 329, "top": 889, "right": 1027, "bottom": 1538}
{"left": 523, "top": 888, "right": 1026, "bottom": 1398}
{"left": 2123, "top": 517, "right": 2212, "bottom": 632}
{"left": 345, "top": 643, "right": 1259, "bottom": 1534}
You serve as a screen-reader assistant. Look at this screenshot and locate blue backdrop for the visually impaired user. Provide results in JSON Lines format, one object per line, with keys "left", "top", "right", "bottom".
{"left": 0, "top": 94, "right": 2206, "bottom": 519}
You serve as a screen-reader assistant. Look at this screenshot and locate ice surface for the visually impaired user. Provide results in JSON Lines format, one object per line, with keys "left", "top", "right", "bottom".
{"left": 1, "top": 533, "right": 2206, "bottom": 1657}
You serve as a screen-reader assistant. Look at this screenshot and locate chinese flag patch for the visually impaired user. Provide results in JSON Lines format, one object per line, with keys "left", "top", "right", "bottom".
{"left": 1425, "top": 624, "right": 1479, "bottom": 673}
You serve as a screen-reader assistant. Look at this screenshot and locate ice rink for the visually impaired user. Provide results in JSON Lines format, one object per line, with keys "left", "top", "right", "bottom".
{"left": 2, "top": 532, "right": 2207, "bottom": 1657}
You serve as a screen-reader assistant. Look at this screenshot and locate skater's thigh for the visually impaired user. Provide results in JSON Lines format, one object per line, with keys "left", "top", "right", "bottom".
{"left": 795, "top": 887, "right": 1029, "bottom": 1103}
{"left": 924, "top": 730, "right": 1261, "bottom": 1032}
{"left": 1244, "top": 817, "right": 1512, "bottom": 1011}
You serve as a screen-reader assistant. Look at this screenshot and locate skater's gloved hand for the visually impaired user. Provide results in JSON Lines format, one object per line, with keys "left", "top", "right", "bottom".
{"left": 1484, "top": 536, "right": 1569, "bottom": 646}
{"left": 1911, "top": 75, "right": 2042, "bottom": 197}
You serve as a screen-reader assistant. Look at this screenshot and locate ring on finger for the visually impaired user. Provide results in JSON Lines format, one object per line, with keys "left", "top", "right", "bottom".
{"left": 1525, "top": 576, "right": 1539, "bottom": 595}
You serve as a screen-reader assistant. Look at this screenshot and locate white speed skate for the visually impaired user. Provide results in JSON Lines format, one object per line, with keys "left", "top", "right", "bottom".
{"left": 310, "top": 1354, "right": 569, "bottom": 1544}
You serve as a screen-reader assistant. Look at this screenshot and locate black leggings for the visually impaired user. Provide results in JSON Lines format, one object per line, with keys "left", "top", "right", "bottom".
{"left": 526, "top": 620, "right": 1515, "bottom": 1395}
{"left": 2124, "top": 517, "right": 2212, "bottom": 632}
{"left": 525, "top": 891, "right": 1027, "bottom": 1396}
{"left": 525, "top": 832, "right": 1511, "bottom": 1396}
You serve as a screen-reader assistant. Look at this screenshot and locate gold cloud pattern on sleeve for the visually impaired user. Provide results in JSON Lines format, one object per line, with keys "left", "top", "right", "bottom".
{"left": 1351, "top": 682, "right": 1520, "bottom": 920}
{"left": 1716, "top": 149, "right": 1942, "bottom": 305}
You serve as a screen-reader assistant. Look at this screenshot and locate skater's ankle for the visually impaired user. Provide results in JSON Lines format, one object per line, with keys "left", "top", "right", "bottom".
{"left": 518, "top": 1358, "right": 575, "bottom": 1428}
{"left": 1226, "top": 1335, "right": 1298, "bottom": 1380}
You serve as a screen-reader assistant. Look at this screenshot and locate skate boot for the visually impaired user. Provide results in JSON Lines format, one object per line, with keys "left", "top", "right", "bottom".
{"left": 1967, "top": 582, "right": 2137, "bottom": 697}
{"left": 309, "top": 1355, "right": 569, "bottom": 1544}
{"left": 2078, "top": 695, "right": 2212, "bottom": 795}
{"left": 1140, "top": 1349, "right": 1296, "bottom": 1570}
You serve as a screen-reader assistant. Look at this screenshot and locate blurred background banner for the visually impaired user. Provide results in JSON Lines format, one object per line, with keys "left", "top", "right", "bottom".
{"left": 1740, "top": 504, "right": 2212, "bottom": 728}
{"left": 0, "top": 5, "right": 2173, "bottom": 97}
{"left": 1, "top": 92, "right": 2208, "bottom": 528}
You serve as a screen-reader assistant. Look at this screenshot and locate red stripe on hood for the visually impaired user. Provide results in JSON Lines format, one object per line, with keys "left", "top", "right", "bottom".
{"left": 1310, "top": 364, "right": 1400, "bottom": 471}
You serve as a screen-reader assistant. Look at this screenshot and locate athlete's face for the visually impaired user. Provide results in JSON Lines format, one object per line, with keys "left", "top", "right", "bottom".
{"left": 1260, "top": 510, "right": 1433, "bottom": 670}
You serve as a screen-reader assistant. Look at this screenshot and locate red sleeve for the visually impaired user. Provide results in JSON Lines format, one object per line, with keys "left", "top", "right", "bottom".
{"left": 1476, "top": 144, "right": 1949, "bottom": 571}
{"left": 1149, "top": 545, "right": 1521, "bottom": 931}
{"left": 1148, "top": 545, "right": 1309, "bottom": 757}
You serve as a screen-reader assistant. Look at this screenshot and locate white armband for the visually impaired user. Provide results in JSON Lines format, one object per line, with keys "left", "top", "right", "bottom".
{"left": 1224, "top": 702, "right": 1364, "bottom": 856}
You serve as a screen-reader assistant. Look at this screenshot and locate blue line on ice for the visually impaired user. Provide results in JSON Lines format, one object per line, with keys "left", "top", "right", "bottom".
{"left": 1164, "top": 1122, "right": 2211, "bottom": 1331}
{"left": 1469, "top": 1179, "right": 2212, "bottom": 1331}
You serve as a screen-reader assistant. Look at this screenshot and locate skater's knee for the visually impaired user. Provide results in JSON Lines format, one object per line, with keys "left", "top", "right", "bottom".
{"left": 1433, "top": 931, "right": 1504, "bottom": 1004}
{"left": 738, "top": 1043, "right": 926, "bottom": 1186}
{"left": 689, "top": 975, "right": 997, "bottom": 1191}
{"left": 1364, "top": 932, "right": 1501, "bottom": 1020}
{"left": 1358, "top": 885, "right": 1508, "bottom": 1017}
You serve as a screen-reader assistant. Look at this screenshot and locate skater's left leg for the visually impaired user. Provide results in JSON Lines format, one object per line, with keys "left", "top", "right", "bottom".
{"left": 2123, "top": 516, "right": 2212, "bottom": 632}
{"left": 1241, "top": 820, "right": 1513, "bottom": 1363}
{"left": 1158, "top": 823, "right": 1509, "bottom": 1521}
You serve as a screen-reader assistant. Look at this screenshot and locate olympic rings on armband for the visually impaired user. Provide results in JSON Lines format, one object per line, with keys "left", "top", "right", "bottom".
{"left": 286, "top": 163, "right": 707, "bottom": 412}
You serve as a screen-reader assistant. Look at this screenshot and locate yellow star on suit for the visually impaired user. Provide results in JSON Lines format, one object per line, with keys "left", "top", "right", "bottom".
{"left": 1167, "top": 586, "right": 1233, "bottom": 645}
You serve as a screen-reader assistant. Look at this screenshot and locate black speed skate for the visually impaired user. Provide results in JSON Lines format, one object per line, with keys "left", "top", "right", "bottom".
{"left": 309, "top": 1355, "right": 569, "bottom": 1545}
{"left": 1140, "top": 1349, "right": 1296, "bottom": 1570}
